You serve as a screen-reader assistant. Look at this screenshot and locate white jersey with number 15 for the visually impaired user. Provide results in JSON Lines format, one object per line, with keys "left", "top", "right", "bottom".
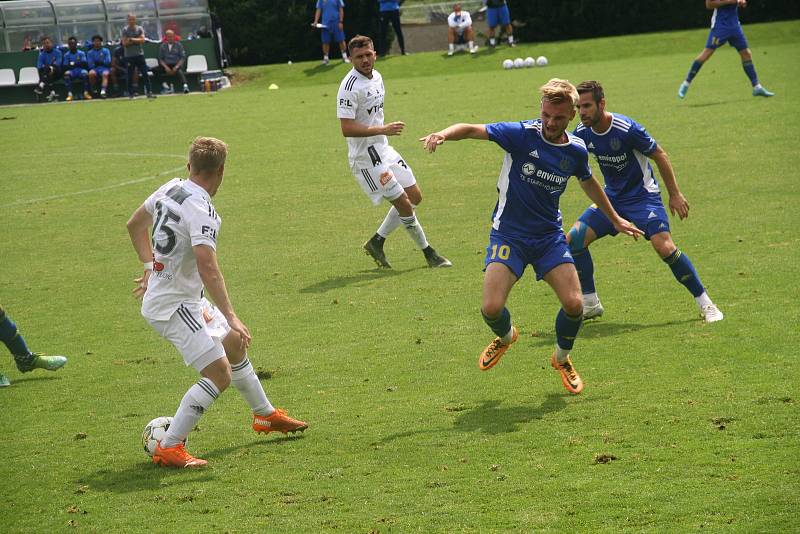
{"left": 141, "top": 178, "right": 221, "bottom": 321}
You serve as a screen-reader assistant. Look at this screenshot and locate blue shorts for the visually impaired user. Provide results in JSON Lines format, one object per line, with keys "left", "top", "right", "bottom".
{"left": 578, "top": 194, "right": 670, "bottom": 241}
{"left": 90, "top": 66, "right": 110, "bottom": 76}
{"left": 64, "top": 68, "right": 88, "bottom": 79}
{"left": 705, "top": 25, "right": 749, "bottom": 51}
{"left": 484, "top": 229, "right": 574, "bottom": 281}
{"left": 321, "top": 24, "right": 345, "bottom": 44}
{"left": 487, "top": 5, "right": 511, "bottom": 28}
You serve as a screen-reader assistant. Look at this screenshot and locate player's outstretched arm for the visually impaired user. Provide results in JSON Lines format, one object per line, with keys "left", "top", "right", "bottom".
{"left": 579, "top": 176, "right": 643, "bottom": 240}
{"left": 194, "top": 244, "right": 251, "bottom": 349}
{"left": 127, "top": 203, "right": 154, "bottom": 299}
{"left": 419, "top": 123, "right": 488, "bottom": 153}
{"left": 649, "top": 146, "right": 689, "bottom": 220}
{"left": 706, "top": 0, "right": 738, "bottom": 9}
{"left": 340, "top": 118, "right": 405, "bottom": 138}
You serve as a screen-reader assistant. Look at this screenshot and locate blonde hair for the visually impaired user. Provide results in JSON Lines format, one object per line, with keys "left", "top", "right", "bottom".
{"left": 539, "top": 78, "right": 579, "bottom": 106}
{"left": 188, "top": 136, "right": 228, "bottom": 174}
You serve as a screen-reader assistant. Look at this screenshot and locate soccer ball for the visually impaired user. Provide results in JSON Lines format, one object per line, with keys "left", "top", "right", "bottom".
{"left": 513, "top": 57, "right": 524, "bottom": 69}
{"left": 524, "top": 56, "right": 535, "bottom": 68}
{"left": 502, "top": 59, "right": 513, "bottom": 70}
{"left": 142, "top": 416, "right": 186, "bottom": 457}
{"left": 536, "top": 55, "right": 548, "bottom": 67}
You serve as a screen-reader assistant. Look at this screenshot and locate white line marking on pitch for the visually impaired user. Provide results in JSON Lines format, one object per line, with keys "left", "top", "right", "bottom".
{"left": 1, "top": 165, "right": 186, "bottom": 208}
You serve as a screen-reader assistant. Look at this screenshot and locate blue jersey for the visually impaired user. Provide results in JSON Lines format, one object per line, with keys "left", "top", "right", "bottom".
{"left": 486, "top": 120, "right": 592, "bottom": 237}
{"left": 37, "top": 48, "right": 62, "bottom": 69}
{"left": 711, "top": 4, "right": 739, "bottom": 29}
{"left": 317, "top": 0, "right": 344, "bottom": 24}
{"left": 573, "top": 113, "right": 659, "bottom": 203}
{"left": 87, "top": 47, "right": 111, "bottom": 69}
{"left": 379, "top": 1, "right": 400, "bottom": 12}
{"left": 62, "top": 49, "right": 87, "bottom": 69}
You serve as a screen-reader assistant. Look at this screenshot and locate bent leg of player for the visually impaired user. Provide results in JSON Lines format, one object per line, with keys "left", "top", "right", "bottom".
{"left": 652, "top": 232, "right": 723, "bottom": 323}
{"left": 539, "top": 240, "right": 584, "bottom": 394}
{"left": 0, "top": 306, "right": 67, "bottom": 373}
{"left": 478, "top": 234, "right": 523, "bottom": 370}
{"left": 568, "top": 205, "right": 614, "bottom": 319}
{"left": 386, "top": 159, "right": 451, "bottom": 267}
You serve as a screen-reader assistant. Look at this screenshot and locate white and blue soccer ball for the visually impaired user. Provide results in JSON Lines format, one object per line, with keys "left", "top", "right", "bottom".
{"left": 513, "top": 57, "right": 524, "bottom": 69}
{"left": 142, "top": 416, "right": 186, "bottom": 457}
{"left": 536, "top": 55, "right": 549, "bottom": 67}
{"left": 524, "top": 56, "right": 535, "bottom": 68}
{"left": 502, "top": 59, "right": 514, "bottom": 70}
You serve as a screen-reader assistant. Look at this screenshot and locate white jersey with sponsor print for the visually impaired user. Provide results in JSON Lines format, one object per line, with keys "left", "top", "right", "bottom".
{"left": 141, "top": 178, "right": 221, "bottom": 321}
{"left": 336, "top": 67, "right": 392, "bottom": 169}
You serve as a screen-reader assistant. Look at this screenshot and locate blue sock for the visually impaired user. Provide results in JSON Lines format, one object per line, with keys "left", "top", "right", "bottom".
{"left": 663, "top": 249, "right": 704, "bottom": 297}
{"left": 572, "top": 248, "right": 596, "bottom": 294}
{"left": 482, "top": 307, "right": 512, "bottom": 339}
{"left": 555, "top": 308, "right": 582, "bottom": 351}
{"left": 742, "top": 60, "right": 759, "bottom": 86}
{"left": 0, "top": 309, "right": 31, "bottom": 357}
{"left": 686, "top": 60, "right": 703, "bottom": 83}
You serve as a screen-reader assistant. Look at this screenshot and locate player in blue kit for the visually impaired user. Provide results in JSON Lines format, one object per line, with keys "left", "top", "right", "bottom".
{"left": 678, "top": 0, "right": 773, "bottom": 98}
{"left": 420, "top": 79, "right": 642, "bottom": 394}
{"left": 570, "top": 80, "right": 724, "bottom": 323}
{"left": 0, "top": 305, "right": 67, "bottom": 387}
{"left": 34, "top": 36, "right": 61, "bottom": 101}
{"left": 312, "top": 0, "right": 350, "bottom": 65}
{"left": 62, "top": 36, "right": 91, "bottom": 101}
{"left": 87, "top": 35, "right": 112, "bottom": 98}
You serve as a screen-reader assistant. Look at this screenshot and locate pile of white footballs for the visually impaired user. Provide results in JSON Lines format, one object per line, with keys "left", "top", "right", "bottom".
{"left": 503, "top": 56, "right": 548, "bottom": 69}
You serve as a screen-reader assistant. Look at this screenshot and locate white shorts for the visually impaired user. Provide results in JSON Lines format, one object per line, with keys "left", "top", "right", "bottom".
{"left": 351, "top": 147, "right": 417, "bottom": 206}
{"left": 146, "top": 298, "right": 231, "bottom": 372}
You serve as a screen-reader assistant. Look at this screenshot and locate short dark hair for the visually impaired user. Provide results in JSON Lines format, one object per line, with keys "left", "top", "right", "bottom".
{"left": 576, "top": 80, "right": 604, "bottom": 104}
{"left": 68, "top": 35, "right": 77, "bottom": 42}
{"left": 348, "top": 35, "right": 374, "bottom": 54}
{"left": 92, "top": 34, "right": 103, "bottom": 42}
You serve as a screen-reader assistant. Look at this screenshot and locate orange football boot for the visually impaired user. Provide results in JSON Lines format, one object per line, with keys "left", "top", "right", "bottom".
{"left": 152, "top": 442, "right": 208, "bottom": 468}
{"left": 253, "top": 409, "right": 308, "bottom": 435}
{"left": 478, "top": 326, "right": 518, "bottom": 371}
{"left": 550, "top": 352, "right": 584, "bottom": 395}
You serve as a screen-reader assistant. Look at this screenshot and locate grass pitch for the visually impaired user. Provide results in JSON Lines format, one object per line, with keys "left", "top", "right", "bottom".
{"left": 1, "top": 21, "right": 799, "bottom": 533}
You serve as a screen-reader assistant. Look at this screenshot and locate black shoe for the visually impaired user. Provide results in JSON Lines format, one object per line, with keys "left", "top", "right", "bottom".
{"left": 423, "top": 247, "right": 452, "bottom": 268}
{"left": 147, "top": 92, "right": 157, "bottom": 99}
{"left": 363, "top": 238, "right": 392, "bottom": 268}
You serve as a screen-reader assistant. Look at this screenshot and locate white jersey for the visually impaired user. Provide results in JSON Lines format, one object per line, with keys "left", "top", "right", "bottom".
{"left": 448, "top": 10, "right": 472, "bottom": 31}
{"left": 336, "top": 67, "right": 392, "bottom": 169}
{"left": 141, "top": 178, "right": 222, "bottom": 321}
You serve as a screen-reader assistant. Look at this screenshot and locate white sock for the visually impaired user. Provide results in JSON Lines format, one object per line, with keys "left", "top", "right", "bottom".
{"left": 323, "top": 54, "right": 329, "bottom": 60}
{"left": 489, "top": 37, "right": 496, "bottom": 46}
{"left": 161, "top": 378, "right": 219, "bottom": 448}
{"left": 468, "top": 41, "right": 474, "bottom": 49}
{"left": 399, "top": 213, "right": 429, "bottom": 250}
{"left": 230, "top": 356, "right": 274, "bottom": 416}
{"left": 38, "top": 81, "right": 44, "bottom": 89}
{"left": 449, "top": 43, "right": 454, "bottom": 52}
{"left": 500, "top": 326, "right": 515, "bottom": 344}
{"left": 582, "top": 292, "right": 600, "bottom": 307}
{"left": 695, "top": 291, "right": 712, "bottom": 309}
{"left": 508, "top": 35, "right": 514, "bottom": 44}
{"left": 377, "top": 206, "right": 402, "bottom": 238}
{"left": 555, "top": 345, "right": 570, "bottom": 363}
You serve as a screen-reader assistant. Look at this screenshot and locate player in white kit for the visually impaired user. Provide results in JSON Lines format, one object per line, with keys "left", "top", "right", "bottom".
{"left": 337, "top": 35, "right": 452, "bottom": 269}
{"left": 127, "top": 137, "right": 307, "bottom": 468}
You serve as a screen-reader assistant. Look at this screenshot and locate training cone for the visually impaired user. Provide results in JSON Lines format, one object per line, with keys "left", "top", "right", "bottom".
{"left": 268, "top": 83, "right": 279, "bottom": 90}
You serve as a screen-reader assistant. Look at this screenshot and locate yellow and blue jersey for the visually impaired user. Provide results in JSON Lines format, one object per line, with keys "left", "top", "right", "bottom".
{"left": 87, "top": 47, "right": 111, "bottom": 69}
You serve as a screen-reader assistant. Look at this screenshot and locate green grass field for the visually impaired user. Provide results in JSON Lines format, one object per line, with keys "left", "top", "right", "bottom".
{"left": 1, "top": 21, "right": 799, "bottom": 533}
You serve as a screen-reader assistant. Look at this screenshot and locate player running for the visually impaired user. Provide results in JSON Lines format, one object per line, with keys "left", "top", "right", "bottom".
{"left": 420, "top": 79, "right": 642, "bottom": 395}
{"left": 337, "top": 35, "right": 451, "bottom": 269}
{"left": 127, "top": 137, "right": 307, "bottom": 468}
{"left": 570, "top": 81, "right": 723, "bottom": 323}
{"left": 678, "top": 0, "right": 774, "bottom": 99}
